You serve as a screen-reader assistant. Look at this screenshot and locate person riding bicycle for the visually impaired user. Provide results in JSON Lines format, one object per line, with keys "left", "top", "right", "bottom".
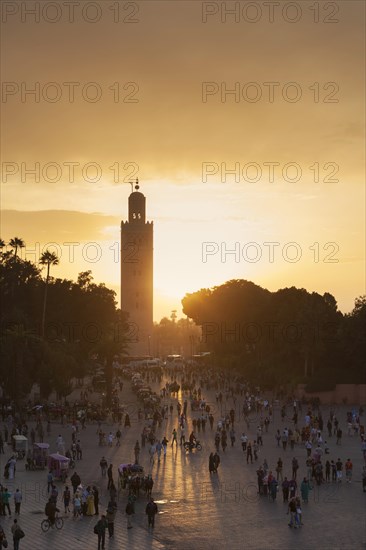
{"left": 189, "top": 431, "right": 197, "bottom": 448}
{"left": 45, "top": 498, "right": 59, "bottom": 526}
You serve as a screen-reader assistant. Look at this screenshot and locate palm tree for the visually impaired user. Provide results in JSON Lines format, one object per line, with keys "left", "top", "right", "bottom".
{"left": 39, "top": 250, "right": 59, "bottom": 338}
{"left": 9, "top": 237, "right": 25, "bottom": 259}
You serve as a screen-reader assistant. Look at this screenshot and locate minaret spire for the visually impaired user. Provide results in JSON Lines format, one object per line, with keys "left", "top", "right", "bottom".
{"left": 129, "top": 177, "right": 140, "bottom": 193}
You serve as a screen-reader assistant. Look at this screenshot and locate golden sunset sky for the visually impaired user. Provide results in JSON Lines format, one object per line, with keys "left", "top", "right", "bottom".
{"left": 1, "top": 0, "right": 365, "bottom": 320}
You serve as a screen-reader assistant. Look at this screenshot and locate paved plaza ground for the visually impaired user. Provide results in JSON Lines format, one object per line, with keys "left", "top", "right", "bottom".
{"left": 0, "top": 375, "right": 365, "bottom": 550}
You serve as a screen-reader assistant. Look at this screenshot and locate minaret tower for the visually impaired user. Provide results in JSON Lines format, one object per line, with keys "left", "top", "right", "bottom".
{"left": 121, "top": 179, "right": 153, "bottom": 356}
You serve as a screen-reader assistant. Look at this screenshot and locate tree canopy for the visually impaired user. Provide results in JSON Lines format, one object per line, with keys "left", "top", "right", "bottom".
{"left": 182, "top": 279, "right": 365, "bottom": 388}
{"left": 0, "top": 240, "right": 128, "bottom": 402}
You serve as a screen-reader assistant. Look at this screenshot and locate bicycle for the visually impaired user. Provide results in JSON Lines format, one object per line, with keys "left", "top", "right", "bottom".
{"left": 41, "top": 515, "right": 64, "bottom": 532}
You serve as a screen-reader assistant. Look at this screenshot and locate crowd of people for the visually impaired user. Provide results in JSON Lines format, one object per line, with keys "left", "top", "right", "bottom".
{"left": 0, "top": 362, "right": 365, "bottom": 547}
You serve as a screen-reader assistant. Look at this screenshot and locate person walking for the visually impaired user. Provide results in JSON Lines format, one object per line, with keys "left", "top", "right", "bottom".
{"left": 107, "top": 465, "right": 113, "bottom": 490}
{"left": 0, "top": 525, "right": 7, "bottom": 549}
{"left": 106, "top": 505, "right": 116, "bottom": 538}
{"left": 171, "top": 429, "right": 177, "bottom": 447}
{"left": 162, "top": 437, "right": 168, "bottom": 457}
{"left": 93, "top": 486, "right": 99, "bottom": 515}
{"left": 73, "top": 492, "right": 82, "bottom": 519}
{"left": 2, "top": 489, "right": 11, "bottom": 516}
{"left": 134, "top": 441, "right": 140, "bottom": 464}
{"left": 246, "top": 442, "right": 253, "bottom": 464}
{"left": 13, "top": 490, "right": 22, "bottom": 515}
{"left": 336, "top": 458, "right": 343, "bottom": 482}
{"left": 145, "top": 475, "right": 154, "bottom": 498}
{"left": 100, "top": 457, "right": 108, "bottom": 477}
{"left": 63, "top": 486, "right": 71, "bottom": 514}
{"left": 253, "top": 441, "right": 259, "bottom": 461}
{"left": 109, "top": 482, "right": 117, "bottom": 505}
{"left": 145, "top": 498, "right": 158, "bottom": 529}
{"left": 70, "top": 471, "right": 81, "bottom": 495}
{"left": 7, "top": 456, "right": 16, "bottom": 480}
{"left": 282, "top": 477, "right": 290, "bottom": 503}
{"left": 269, "top": 477, "right": 278, "bottom": 501}
{"left": 11, "top": 518, "right": 24, "bottom": 550}
{"left": 94, "top": 515, "right": 108, "bottom": 550}
{"left": 81, "top": 487, "right": 88, "bottom": 516}
{"left": 300, "top": 477, "right": 310, "bottom": 503}
{"left": 276, "top": 458, "right": 283, "bottom": 481}
{"left": 47, "top": 471, "right": 53, "bottom": 493}
{"left": 179, "top": 425, "right": 185, "bottom": 446}
{"left": 289, "top": 478, "right": 297, "bottom": 499}
{"left": 345, "top": 458, "right": 353, "bottom": 483}
{"left": 362, "top": 465, "right": 366, "bottom": 492}
{"left": 125, "top": 499, "right": 134, "bottom": 529}
{"left": 282, "top": 430, "right": 288, "bottom": 451}
{"left": 305, "top": 440, "right": 312, "bottom": 457}
{"left": 287, "top": 497, "right": 300, "bottom": 529}
{"left": 76, "top": 440, "right": 82, "bottom": 460}
{"left": 213, "top": 452, "right": 221, "bottom": 473}
{"left": 325, "top": 460, "right": 331, "bottom": 482}
{"left": 149, "top": 443, "right": 156, "bottom": 465}
{"left": 156, "top": 441, "right": 163, "bottom": 462}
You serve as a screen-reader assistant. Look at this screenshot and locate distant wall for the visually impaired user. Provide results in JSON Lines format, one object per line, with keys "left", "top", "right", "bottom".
{"left": 296, "top": 384, "right": 366, "bottom": 405}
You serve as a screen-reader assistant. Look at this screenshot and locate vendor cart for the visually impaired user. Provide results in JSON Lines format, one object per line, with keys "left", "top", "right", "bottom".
{"left": 48, "top": 453, "right": 70, "bottom": 482}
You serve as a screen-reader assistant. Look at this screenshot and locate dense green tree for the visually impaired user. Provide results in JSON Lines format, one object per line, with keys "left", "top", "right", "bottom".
{"left": 1, "top": 324, "right": 40, "bottom": 403}
{"left": 339, "top": 295, "right": 366, "bottom": 382}
{"left": 182, "top": 279, "right": 358, "bottom": 388}
{"left": 0, "top": 242, "right": 129, "bottom": 402}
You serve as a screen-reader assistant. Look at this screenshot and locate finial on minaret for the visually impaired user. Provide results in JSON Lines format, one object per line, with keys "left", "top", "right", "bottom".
{"left": 135, "top": 177, "right": 139, "bottom": 191}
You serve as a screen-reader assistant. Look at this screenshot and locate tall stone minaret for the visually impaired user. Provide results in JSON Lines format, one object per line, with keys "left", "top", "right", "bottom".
{"left": 121, "top": 180, "right": 153, "bottom": 356}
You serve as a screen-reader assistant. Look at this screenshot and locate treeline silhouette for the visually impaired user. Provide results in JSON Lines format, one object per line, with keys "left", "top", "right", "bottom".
{"left": 0, "top": 240, "right": 127, "bottom": 403}
{"left": 182, "top": 279, "right": 365, "bottom": 390}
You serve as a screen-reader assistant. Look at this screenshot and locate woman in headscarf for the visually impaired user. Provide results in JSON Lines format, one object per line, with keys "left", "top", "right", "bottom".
{"left": 86, "top": 487, "right": 95, "bottom": 516}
